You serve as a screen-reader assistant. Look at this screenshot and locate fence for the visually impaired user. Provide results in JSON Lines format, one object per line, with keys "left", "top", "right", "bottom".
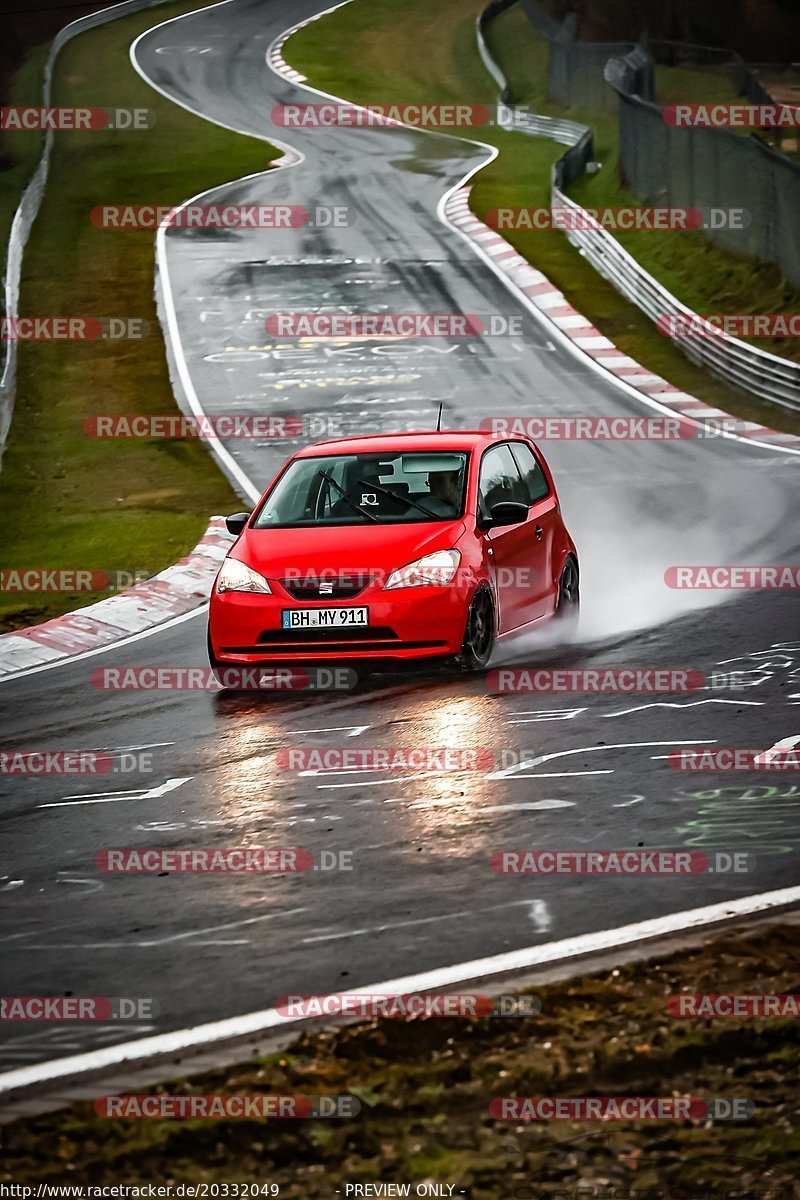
{"left": 648, "top": 41, "right": 775, "bottom": 107}
{"left": 607, "top": 53, "right": 800, "bottom": 288}
{"left": 477, "top": 0, "right": 589, "bottom": 151}
{"left": 0, "top": 0, "right": 175, "bottom": 470}
{"left": 513, "top": 0, "right": 800, "bottom": 288}
{"left": 520, "top": 0, "right": 641, "bottom": 112}
{"left": 478, "top": 2, "right": 800, "bottom": 412}
{"left": 549, "top": 185, "right": 800, "bottom": 409}
{"left": 520, "top": 0, "right": 766, "bottom": 112}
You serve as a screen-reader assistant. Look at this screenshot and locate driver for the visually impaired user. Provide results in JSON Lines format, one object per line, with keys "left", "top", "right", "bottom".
{"left": 424, "top": 469, "right": 462, "bottom": 517}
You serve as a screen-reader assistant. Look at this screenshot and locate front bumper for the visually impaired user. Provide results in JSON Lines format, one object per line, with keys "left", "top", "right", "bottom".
{"left": 209, "top": 582, "right": 471, "bottom": 664}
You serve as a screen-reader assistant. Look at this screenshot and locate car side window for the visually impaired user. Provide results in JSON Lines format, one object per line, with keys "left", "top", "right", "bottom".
{"left": 509, "top": 442, "right": 550, "bottom": 504}
{"left": 479, "top": 444, "right": 528, "bottom": 511}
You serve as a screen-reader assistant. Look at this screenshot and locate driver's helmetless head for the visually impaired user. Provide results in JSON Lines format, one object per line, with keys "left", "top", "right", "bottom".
{"left": 429, "top": 469, "right": 461, "bottom": 502}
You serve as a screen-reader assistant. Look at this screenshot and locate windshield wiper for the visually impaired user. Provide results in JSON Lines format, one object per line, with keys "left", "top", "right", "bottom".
{"left": 357, "top": 478, "right": 438, "bottom": 519}
{"left": 319, "top": 470, "right": 380, "bottom": 523}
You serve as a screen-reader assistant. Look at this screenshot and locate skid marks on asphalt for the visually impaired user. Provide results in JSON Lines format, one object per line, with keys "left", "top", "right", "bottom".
{"left": 181, "top": 257, "right": 521, "bottom": 450}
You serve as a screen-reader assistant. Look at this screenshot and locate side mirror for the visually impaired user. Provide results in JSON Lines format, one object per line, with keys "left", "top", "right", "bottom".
{"left": 225, "top": 511, "right": 251, "bottom": 535}
{"left": 483, "top": 501, "right": 528, "bottom": 530}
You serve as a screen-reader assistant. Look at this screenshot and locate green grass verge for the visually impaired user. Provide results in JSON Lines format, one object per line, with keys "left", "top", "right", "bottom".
{"left": 2, "top": 923, "right": 798, "bottom": 1194}
{"left": 654, "top": 65, "right": 740, "bottom": 108}
{"left": 284, "top": 0, "right": 800, "bottom": 436}
{"left": 0, "top": 0, "right": 277, "bottom": 631}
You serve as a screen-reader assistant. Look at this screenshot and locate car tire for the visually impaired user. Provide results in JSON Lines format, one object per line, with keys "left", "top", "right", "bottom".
{"left": 555, "top": 556, "right": 580, "bottom": 630}
{"left": 457, "top": 586, "right": 496, "bottom": 671}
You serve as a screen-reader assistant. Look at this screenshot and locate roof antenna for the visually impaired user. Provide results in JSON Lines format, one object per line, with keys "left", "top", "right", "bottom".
{"left": 436, "top": 402, "right": 444, "bottom": 432}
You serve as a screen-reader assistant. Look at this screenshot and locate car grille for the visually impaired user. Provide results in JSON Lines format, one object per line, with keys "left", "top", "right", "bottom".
{"left": 279, "top": 575, "right": 374, "bottom": 600}
{"left": 221, "top": 628, "right": 447, "bottom": 654}
{"left": 258, "top": 626, "right": 398, "bottom": 644}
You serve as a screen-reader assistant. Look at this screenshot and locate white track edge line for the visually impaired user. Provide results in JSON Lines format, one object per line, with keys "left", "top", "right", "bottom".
{"left": 130, "top": 5, "right": 292, "bottom": 507}
{"left": 129, "top": 0, "right": 303, "bottom": 161}
{"left": 0, "top": 605, "right": 207, "bottom": 685}
{"left": 2, "top": 885, "right": 799, "bottom": 1099}
{"left": 2, "top": 3, "right": 799, "bottom": 1104}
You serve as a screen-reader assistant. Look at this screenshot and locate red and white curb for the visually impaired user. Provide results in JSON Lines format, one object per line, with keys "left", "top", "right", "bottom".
{"left": 444, "top": 189, "right": 800, "bottom": 449}
{"left": 267, "top": 8, "right": 406, "bottom": 129}
{"left": 268, "top": 26, "right": 308, "bottom": 85}
{"left": 0, "top": 517, "right": 233, "bottom": 682}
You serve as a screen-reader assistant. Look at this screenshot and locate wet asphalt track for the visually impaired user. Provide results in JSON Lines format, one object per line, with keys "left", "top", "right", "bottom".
{"left": 0, "top": 0, "right": 799, "bottom": 1073}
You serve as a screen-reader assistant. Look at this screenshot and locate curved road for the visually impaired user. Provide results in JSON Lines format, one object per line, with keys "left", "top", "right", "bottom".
{"left": 1, "top": 0, "right": 799, "bottom": 1075}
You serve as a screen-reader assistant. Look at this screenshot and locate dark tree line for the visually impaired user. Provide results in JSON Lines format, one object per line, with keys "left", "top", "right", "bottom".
{"left": 543, "top": 0, "right": 800, "bottom": 61}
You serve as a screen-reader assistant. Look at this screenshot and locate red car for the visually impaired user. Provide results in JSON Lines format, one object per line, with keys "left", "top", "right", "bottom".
{"left": 208, "top": 431, "right": 578, "bottom": 677}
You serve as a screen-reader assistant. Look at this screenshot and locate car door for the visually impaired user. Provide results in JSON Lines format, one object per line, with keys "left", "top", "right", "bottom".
{"left": 508, "top": 440, "right": 559, "bottom": 619}
{"left": 478, "top": 443, "right": 534, "bottom": 633}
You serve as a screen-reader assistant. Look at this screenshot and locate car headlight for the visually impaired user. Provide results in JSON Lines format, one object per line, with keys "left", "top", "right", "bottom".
{"left": 215, "top": 558, "right": 272, "bottom": 594}
{"left": 384, "top": 549, "right": 461, "bottom": 589}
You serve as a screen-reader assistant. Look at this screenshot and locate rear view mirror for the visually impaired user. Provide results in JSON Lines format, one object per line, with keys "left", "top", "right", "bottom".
{"left": 483, "top": 501, "right": 528, "bottom": 530}
{"left": 225, "top": 512, "right": 251, "bottom": 535}
{"left": 401, "top": 454, "right": 465, "bottom": 473}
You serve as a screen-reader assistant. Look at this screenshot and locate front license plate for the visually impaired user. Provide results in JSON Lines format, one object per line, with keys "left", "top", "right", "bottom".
{"left": 282, "top": 606, "right": 369, "bottom": 630}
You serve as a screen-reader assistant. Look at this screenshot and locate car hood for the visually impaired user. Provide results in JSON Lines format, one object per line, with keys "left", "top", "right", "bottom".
{"left": 231, "top": 520, "right": 467, "bottom": 579}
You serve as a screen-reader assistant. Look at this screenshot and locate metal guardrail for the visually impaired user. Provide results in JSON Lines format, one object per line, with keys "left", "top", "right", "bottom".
{"left": 520, "top": 0, "right": 638, "bottom": 113}
{"left": 0, "top": 0, "right": 175, "bottom": 469}
{"left": 551, "top": 190, "right": 800, "bottom": 409}
{"left": 476, "top": 1, "right": 800, "bottom": 412}
{"left": 476, "top": 0, "right": 516, "bottom": 96}
{"left": 509, "top": 108, "right": 587, "bottom": 147}
{"left": 476, "top": 3, "right": 586, "bottom": 147}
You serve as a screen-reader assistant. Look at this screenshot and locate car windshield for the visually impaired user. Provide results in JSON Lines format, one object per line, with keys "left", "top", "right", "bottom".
{"left": 253, "top": 451, "right": 470, "bottom": 527}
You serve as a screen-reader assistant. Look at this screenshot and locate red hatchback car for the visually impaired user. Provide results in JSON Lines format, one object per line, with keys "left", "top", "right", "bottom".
{"left": 208, "top": 431, "right": 578, "bottom": 676}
